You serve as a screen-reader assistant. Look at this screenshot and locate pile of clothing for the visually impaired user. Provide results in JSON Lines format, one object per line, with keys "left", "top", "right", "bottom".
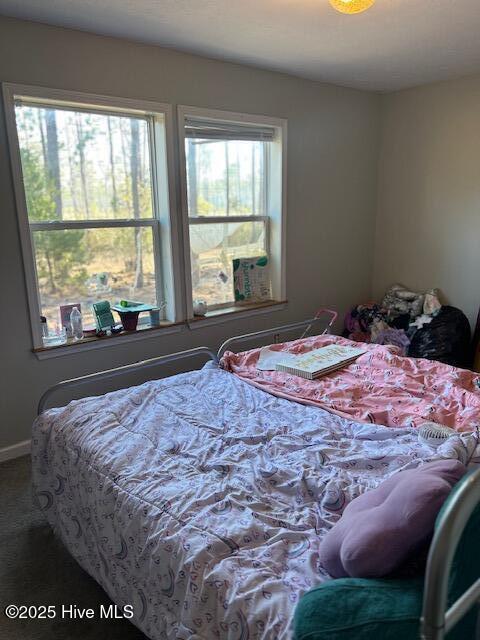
{"left": 344, "top": 284, "right": 471, "bottom": 367}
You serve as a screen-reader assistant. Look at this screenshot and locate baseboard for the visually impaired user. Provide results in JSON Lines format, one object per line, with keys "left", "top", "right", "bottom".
{"left": 0, "top": 439, "right": 31, "bottom": 463}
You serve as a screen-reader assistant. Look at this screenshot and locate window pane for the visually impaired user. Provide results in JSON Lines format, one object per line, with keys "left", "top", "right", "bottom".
{"left": 185, "top": 139, "right": 265, "bottom": 217}
{"left": 15, "top": 104, "right": 154, "bottom": 221}
{"left": 190, "top": 221, "right": 267, "bottom": 307}
{"left": 32, "top": 227, "right": 157, "bottom": 328}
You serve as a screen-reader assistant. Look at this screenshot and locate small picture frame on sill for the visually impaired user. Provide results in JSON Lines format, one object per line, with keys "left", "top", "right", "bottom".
{"left": 60, "top": 303, "right": 82, "bottom": 337}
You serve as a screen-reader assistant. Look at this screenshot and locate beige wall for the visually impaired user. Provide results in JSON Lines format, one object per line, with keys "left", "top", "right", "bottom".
{"left": 0, "top": 17, "right": 380, "bottom": 450}
{"left": 374, "top": 75, "right": 480, "bottom": 327}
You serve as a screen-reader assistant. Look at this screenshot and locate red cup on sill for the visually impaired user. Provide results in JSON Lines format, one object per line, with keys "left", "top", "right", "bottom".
{"left": 118, "top": 310, "right": 140, "bottom": 332}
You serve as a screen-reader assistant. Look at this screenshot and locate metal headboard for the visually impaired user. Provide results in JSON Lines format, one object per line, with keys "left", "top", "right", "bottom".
{"left": 217, "top": 308, "right": 338, "bottom": 360}
{"left": 37, "top": 346, "right": 217, "bottom": 415}
{"left": 37, "top": 309, "right": 337, "bottom": 414}
{"left": 421, "top": 466, "right": 480, "bottom": 640}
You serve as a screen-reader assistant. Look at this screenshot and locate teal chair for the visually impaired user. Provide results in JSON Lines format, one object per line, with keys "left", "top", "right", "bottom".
{"left": 293, "top": 468, "right": 480, "bottom": 640}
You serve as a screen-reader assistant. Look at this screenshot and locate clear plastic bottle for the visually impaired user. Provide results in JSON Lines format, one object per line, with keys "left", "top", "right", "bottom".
{"left": 70, "top": 306, "right": 83, "bottom": 341}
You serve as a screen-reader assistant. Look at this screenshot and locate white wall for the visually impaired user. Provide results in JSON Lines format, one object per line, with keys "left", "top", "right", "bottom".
{"left": 374, "top": 75, "right": 480, "bottom": 327}
{"left": 0, "top": 17, "right": 380, "bottom": 450}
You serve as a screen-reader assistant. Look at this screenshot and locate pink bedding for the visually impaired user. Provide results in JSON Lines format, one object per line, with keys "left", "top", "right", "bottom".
{"left": 221, "top": 335, "right": 480, "bottom": 431}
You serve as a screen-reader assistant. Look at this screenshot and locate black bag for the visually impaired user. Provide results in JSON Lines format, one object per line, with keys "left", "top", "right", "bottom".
{"left": 407, "top": 306, "right": 471, "bottom": 368}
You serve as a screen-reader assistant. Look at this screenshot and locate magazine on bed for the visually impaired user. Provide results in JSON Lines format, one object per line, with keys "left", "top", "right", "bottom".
{"left": 275, "top": 344, "right": 366, "bottom": 379}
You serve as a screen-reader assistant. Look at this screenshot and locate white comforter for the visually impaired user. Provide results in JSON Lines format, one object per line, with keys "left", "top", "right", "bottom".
{"left": 31, "top": 364, "right": 475, "bottom": 640}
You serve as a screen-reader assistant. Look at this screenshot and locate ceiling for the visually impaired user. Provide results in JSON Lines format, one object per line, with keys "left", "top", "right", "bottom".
{"left": 1, "top": 0, "right": 480, "bottom": 92}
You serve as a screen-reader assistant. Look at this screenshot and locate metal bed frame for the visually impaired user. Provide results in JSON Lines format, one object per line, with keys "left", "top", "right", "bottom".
{"left": 38, "top": 309, "right": 338, "bottom": 415}
{"left": 36, "top": 309, "right": 479, "bottom": 639}
{"left": 420, "top": 467, "right": 480, "bottom": 640}
{"left": 216, "top": 308, "right": 338, "bottom": 360}
{"left": 37, "top": 346, "right": 217, "bottom": 415}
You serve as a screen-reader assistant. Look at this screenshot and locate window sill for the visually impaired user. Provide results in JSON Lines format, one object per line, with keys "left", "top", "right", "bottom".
{"left": 33, "top": 321, "right": 183, "bottom": 360}
{"left": 187, "top": 299, "right": 287, "bottom": 330}
{"left": 33, "top": 301, "right": 287, "bottom": 358}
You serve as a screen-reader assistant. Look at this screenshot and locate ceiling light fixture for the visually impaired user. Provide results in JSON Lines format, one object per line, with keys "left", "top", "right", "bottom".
{"left": 329, "top": 0, "right": 375, "bottom": 14}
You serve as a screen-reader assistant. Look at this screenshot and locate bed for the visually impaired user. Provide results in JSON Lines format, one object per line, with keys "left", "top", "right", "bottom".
{"left": 32, "top": 315, "right": 480, "bottom": 640}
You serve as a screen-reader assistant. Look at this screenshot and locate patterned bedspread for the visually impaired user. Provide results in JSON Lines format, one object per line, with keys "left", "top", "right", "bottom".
{"left": 221, "top": 335, "right": 480, "bottom": 431}
{"left": 31, "top": 364, "right": 477, "bottom": 640}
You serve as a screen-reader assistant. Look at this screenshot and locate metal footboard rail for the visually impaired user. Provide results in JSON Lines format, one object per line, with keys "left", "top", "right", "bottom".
{"left": 37, "top": 346, "right": 218, "bottom": 415}
{"left": 421, "top": 467, "right": 480, "bottom": 640}
{"left": 217, "top": 308, "right": 338, "bottom": 360}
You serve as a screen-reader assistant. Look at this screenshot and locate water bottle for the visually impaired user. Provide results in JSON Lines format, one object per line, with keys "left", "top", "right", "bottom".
{"left": 70, "top": 306, "right": 83, "bottom": 341}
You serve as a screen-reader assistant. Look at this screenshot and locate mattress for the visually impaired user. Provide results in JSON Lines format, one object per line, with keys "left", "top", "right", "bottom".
{"left": 31, "top": 364, "right": 476, "bottom": 640}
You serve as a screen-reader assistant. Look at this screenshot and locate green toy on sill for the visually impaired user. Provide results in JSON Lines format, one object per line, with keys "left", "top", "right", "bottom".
{"left": 92, "top": 300, "right": 117, "bottom": 333}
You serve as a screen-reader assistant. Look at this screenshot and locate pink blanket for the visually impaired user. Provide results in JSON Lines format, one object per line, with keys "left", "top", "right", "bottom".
{"left": 221, "top": 335, "right": 480, "bottom": 431}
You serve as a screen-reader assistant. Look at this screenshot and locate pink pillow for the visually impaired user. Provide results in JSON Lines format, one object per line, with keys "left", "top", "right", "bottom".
{"left": 319, "top": 459, "right": 466, "bottom": 578}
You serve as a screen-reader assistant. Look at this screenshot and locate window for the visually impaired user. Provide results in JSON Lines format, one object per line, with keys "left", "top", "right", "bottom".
{"left": 4, "top": 86, "right": 177, "bottom": 350}
{"left": 179, "top": 107, "right": 287, "bottom": 316}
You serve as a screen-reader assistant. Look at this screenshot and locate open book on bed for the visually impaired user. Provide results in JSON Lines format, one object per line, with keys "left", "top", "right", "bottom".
{"left": 274, "top": 344, "right": 366, "bottom": 379}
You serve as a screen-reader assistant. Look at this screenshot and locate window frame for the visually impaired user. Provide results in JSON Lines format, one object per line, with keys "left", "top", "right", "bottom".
{"left": 3, "top": 83, "right": 181, "bottom": 351}
{"left": 177, "top": 105, "right": 287, "bottom": 319}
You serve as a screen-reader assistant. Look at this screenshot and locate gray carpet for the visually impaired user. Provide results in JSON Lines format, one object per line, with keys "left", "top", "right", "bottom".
{"left": 0, "top": 455, "right": 146, "bottom": 640}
